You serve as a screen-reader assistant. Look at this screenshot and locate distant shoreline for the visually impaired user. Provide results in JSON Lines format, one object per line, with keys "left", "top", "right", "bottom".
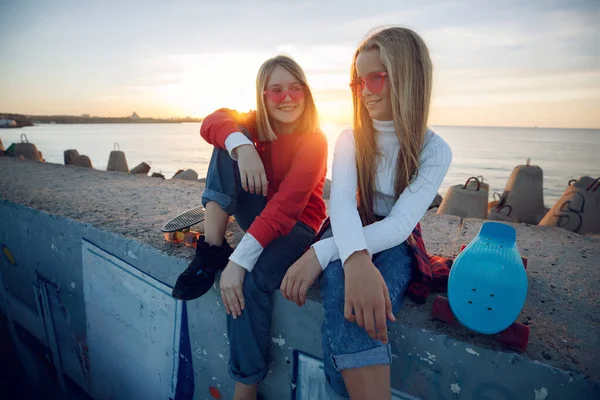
{"left": 2, "top": 112, "right": 597, "bottom": 131}
{"left": 0, "top": 113, "right": 203, "bottom": 128}
{"left": 33, "top": 119, "right": 202, "bottom": 125}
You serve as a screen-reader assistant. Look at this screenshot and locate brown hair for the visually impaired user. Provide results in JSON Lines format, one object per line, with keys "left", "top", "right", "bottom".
{"left": 255, "top": 55, "right": 320, "bottom": 141}
{"left": 351, "top": 27, "right": 432, "bottom": 225}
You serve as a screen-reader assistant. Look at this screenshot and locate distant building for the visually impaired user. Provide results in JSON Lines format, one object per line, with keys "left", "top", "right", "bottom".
{"left": 130, "top": 112, "right": 140, "bottom": 120}
{"left": 0, "top": 119, "right": 17, "bottom": 128}
{"left": 81, "top": 114, "right": 90, "bottom": 118}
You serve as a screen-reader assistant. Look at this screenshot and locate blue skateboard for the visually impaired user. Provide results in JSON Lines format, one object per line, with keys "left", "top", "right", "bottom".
{"left": 448, "top": 222, "right": 528, "bottom": 334}
{"left": 432, "top": 222, "right": 530, "bottom": 351}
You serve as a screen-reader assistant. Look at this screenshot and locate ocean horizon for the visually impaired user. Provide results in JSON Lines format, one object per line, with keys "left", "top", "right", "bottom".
{"left": 2, "top": 123, "right": 599, "bottom": 208}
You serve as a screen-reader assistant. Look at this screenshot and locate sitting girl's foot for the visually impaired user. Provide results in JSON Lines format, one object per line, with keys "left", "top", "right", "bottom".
{"left": 172, "top": 236, "right": 232, "bottom": 300}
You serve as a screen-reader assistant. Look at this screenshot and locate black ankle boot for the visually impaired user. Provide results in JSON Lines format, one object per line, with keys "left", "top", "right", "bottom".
{"left": 172, "top": 236, "right": 233, "bottom": 300}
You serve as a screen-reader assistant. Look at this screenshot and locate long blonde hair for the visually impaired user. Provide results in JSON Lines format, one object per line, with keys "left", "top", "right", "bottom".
{"left": 255, "top": 55, "right": 320, "bottom": 141}
{"left": 351, "top": 27, "right": 432, "bottom": 225}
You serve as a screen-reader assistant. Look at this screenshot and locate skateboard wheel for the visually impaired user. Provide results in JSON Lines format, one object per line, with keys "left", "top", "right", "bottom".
{"left": 184, "top": 231, "right": 200, "bottom": 248}
{"left": 164, "top": 231, "right": 185, "bottom": 243}
{"left": 495, "top": 322, "right": 530, "bottom": 353}
{"left": 431, "top": 296, "right": 457, "bottom": 324}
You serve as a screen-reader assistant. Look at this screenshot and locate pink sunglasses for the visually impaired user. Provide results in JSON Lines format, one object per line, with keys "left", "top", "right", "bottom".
{"left": 264, "top": 84, "right": 306, "bottom": 103}
{"left": 350, "top": 72, "right": 387, "bottom": 95}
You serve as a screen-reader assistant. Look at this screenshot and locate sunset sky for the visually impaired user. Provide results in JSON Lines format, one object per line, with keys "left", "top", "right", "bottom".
{"left": 1, "top": 0, "right": 598, "bottom": 128}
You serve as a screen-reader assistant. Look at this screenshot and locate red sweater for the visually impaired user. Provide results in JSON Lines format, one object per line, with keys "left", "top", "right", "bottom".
{"left": 200, "top": 109, "right": 328, "bottom": 248}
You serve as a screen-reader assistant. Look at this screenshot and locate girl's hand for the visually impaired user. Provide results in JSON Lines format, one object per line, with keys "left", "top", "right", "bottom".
{"left": 280, "top": 247, "right": 322, "bottom": 307}
{"left": 343, "top": 251, "right": 395, "bottom": 344}
{"left": 236, "top": 144, "right": 268, "bottom": 196}
{"left": 220, "top": 261, "right": 247, "bottom": 319}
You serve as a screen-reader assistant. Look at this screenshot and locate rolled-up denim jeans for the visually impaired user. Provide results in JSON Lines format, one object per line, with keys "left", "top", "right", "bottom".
{"left": 201, "top": 145, "right": 316, "bottom": 384}
{"left": 320, "top": 227, "right": 413, "bottom": 399}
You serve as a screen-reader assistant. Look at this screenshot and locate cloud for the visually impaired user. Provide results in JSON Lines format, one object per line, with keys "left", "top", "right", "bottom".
{"left": 425, "top": 7, "right": 600, "bottom": 71}
{"left": 434, "top": 67, "right": 600, "bottom": 107}
{"left": 2, "top": 0, "right": 598, "bottom": 127}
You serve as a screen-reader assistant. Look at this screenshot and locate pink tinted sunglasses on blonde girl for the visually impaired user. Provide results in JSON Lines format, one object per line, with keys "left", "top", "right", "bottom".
{"left": 264, "top": 83, "right": 306, "bottom": 103}
{"left": 350, "top": 71, "right": 387, "bottom": 96}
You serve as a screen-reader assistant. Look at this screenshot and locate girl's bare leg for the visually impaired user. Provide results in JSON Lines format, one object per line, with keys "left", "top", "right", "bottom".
{"left": 204, "top": 201, "right": 229, "bottom": 246}
{"left": 342, "top": 364, "right": 391, "bottom": 400}
{"left": 233, "top": 382, "right": 258, "bottom": 400}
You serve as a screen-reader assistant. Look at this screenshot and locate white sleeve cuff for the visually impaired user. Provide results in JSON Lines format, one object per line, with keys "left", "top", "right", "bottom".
{"left": 337, "top": 240, "right": 371, "bottom": 266}
{"left": 224, "top": 132, "right": 254, "bottom": 160}
{"left": 228, "top": 233, "right": 263, "bottom": 272}
{"left": 311, "top": 238, "right": 338, "bottom": 271}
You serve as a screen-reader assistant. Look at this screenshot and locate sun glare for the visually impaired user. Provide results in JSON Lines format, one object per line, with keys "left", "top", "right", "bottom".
{"left": 156, "top": 52, "right": 269, "bottom": 118}
{"left": 321, "top": 122, "right": 343, "bottom": 142}
{"left": 149, "top": 50, "right": 355, "bottom": 125}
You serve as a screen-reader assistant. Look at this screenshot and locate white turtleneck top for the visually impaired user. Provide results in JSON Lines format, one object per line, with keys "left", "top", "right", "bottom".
{"left": 312, "top": 119, "right": 453, "bottom": 269}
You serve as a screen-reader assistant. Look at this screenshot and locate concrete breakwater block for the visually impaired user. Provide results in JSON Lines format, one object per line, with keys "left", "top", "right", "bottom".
{"left": 130, "top": 162, "right": 151, "bottom": 175}
{"left": 172, "top": 169, "right": 198, "bottom": 181}
{"left": 437, "top": 177, "right": 488, "bottom": 219}
{"left": 500, "top": 159, "right": 546, "bottom": 225}
{"left": 540, "top": 176, "right": 600, "bottom": 234}
{"left": 64, "top": 149, "right": 80, "bottom": 164}
{"left": 64, "top": 149, "right": 93, "bottom": 168}
{"left": 106, "top": 143, "right": 129, "bottom": 173}
{"left": 77, "top": 155, "right": 93, "bottom": 168}
{"left": 7, "top": 134, "right": 44, "bottom": 162}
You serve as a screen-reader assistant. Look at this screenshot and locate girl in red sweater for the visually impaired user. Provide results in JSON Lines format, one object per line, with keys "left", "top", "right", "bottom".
{"left": 172, "top": 55, "right": 327, "bottom": 399}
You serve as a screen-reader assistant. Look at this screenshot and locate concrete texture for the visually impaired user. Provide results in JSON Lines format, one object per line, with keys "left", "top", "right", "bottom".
{"left": 1, "top": 157, "right": 599, "bottom": 399}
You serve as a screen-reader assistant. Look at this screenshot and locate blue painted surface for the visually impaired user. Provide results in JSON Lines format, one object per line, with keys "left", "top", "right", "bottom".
{"left": 82, "top": 239, "right": 184, "bottom": 399}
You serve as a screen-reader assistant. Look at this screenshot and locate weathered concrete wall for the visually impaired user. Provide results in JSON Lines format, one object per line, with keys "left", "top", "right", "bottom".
{"left": 1, "top": 157, "right": 599, "bottom": 400}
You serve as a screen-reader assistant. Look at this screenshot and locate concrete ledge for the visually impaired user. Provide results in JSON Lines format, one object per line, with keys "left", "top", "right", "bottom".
{"left": 1, "top": 157, "right": 599, "bottom": 399}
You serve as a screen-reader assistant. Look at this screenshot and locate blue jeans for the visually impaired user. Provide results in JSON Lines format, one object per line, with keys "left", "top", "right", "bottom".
{"left": 320, "top": 229, "right": 414, "bottom": 399}
{"left": 202, "top": 147, "right": 316, "bottom": 384}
